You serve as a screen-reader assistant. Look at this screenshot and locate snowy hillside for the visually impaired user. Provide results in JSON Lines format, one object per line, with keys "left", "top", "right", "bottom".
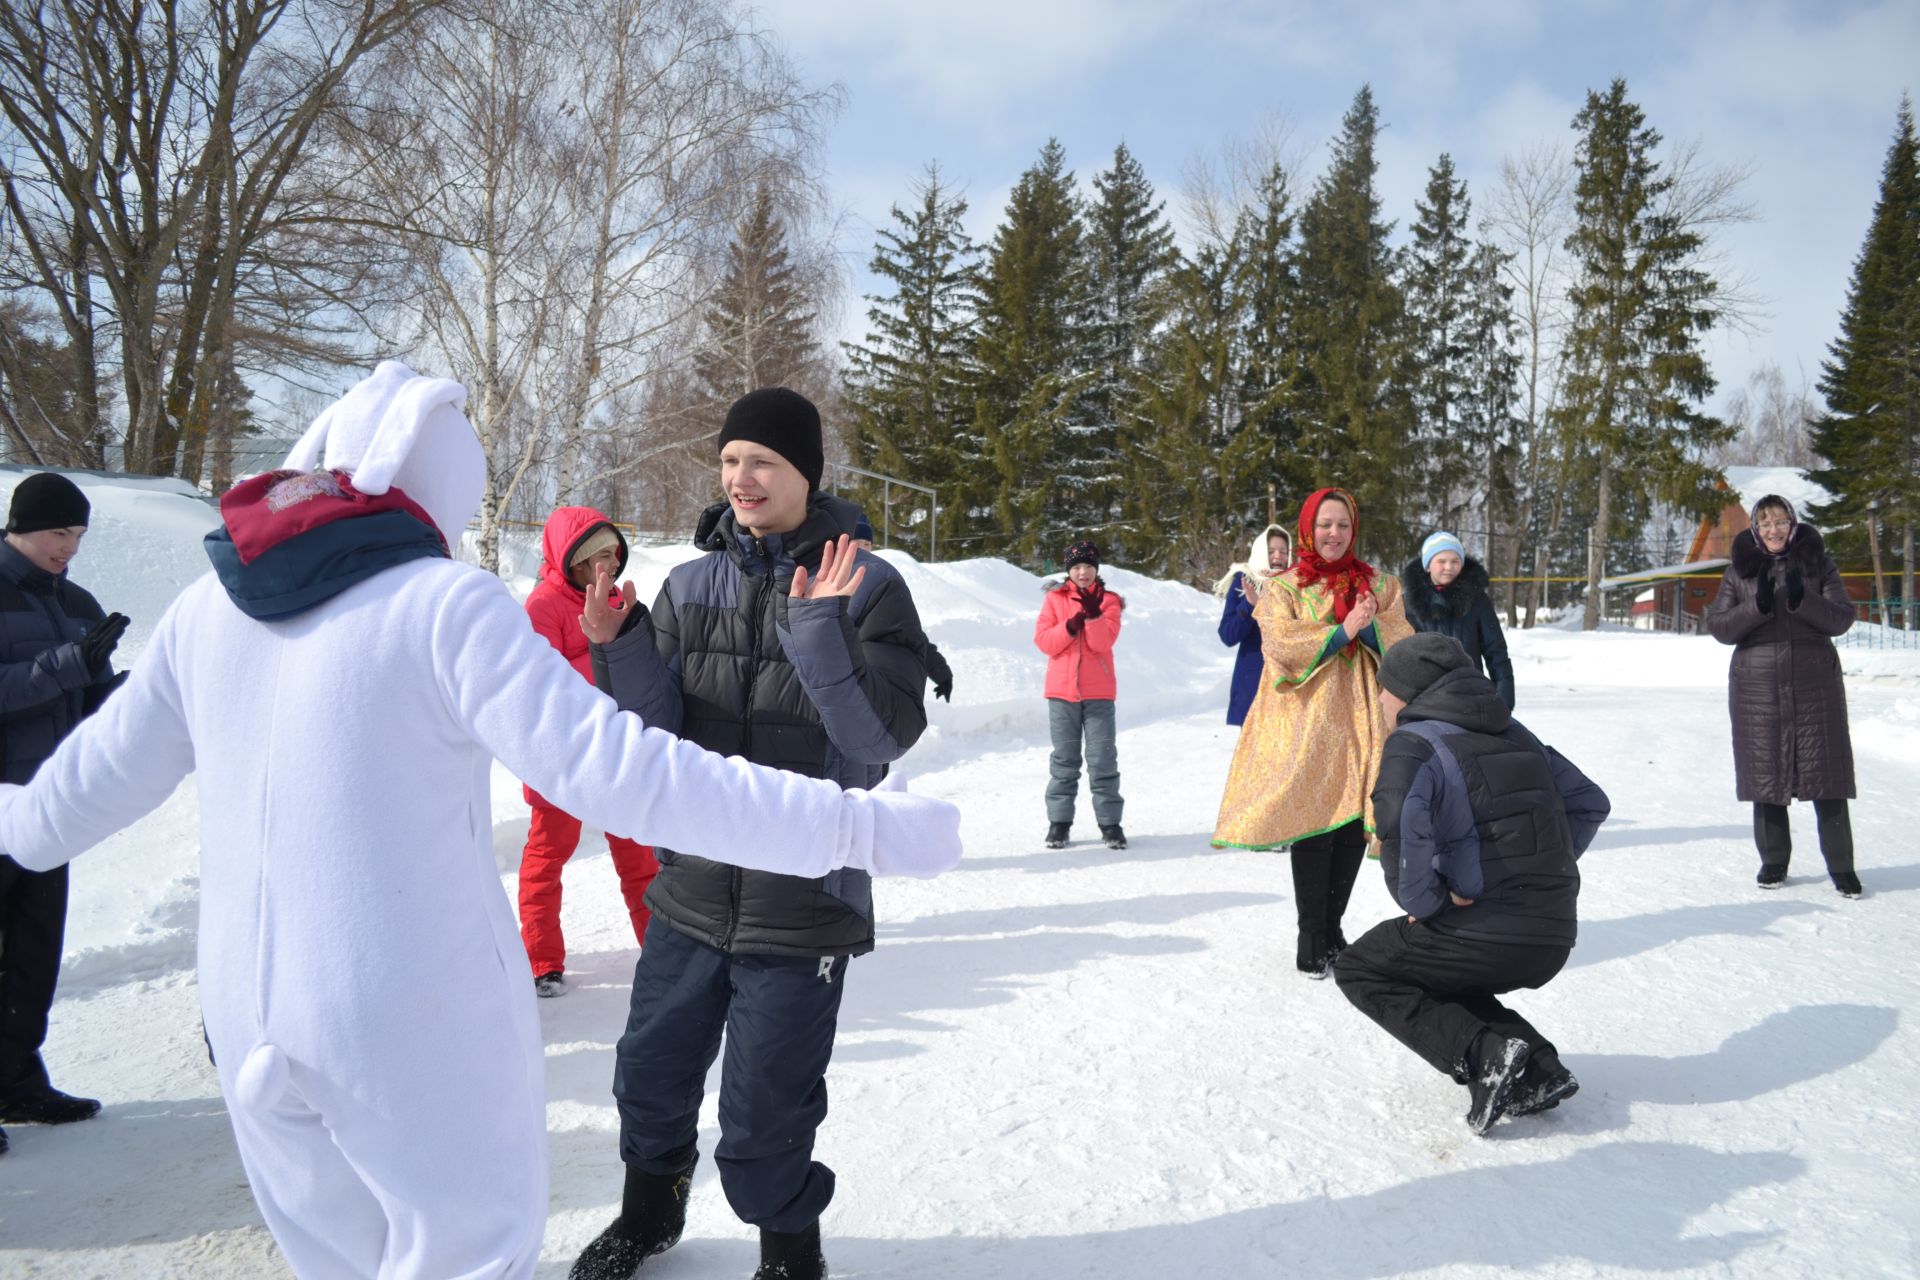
{"left": 3, "top": 476, "right": 1919, "bottom": 1278}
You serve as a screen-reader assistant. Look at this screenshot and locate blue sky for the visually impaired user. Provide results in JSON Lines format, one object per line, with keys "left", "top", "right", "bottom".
{"left": 765, "top": 0, "right": 1919, "bottom": 419}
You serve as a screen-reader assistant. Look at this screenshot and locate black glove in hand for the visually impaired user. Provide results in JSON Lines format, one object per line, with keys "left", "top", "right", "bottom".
{"left": 1080, "top": 590, "right": 1104, "bottom": 619}
{"left": 1065, "top": 612, "right": 1085, "bottom": 636}
{"left": 932, "top": 677, "right": 952, "bottom": 702}
{"left": 1754, "top": 568, "right": 1775, "bottom": 615}
{"left": 1785, "top": 565, "right": 1805, "bottom": 610}
{"left": 81, "top": 612, "right": 130, "bottom": 674}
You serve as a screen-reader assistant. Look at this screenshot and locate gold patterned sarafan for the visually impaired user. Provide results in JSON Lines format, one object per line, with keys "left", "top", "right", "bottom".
{"left": 1212, "top": 569, "right": 1414, "bottom": 850}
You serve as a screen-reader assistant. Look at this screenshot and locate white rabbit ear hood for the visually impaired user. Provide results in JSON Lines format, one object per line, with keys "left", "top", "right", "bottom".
{"left": 285, "top": 360, "right": 485, "bottom": 545}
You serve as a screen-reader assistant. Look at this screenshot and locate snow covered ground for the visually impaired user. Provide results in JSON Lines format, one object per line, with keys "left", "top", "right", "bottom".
{"left": 3, "top": 478, "right": 1919, "bottom": 1277}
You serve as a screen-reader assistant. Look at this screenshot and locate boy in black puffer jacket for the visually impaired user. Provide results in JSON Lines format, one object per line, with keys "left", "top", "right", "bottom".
{"left": 572, "top": 389, "right": 930, "bottom": 1280}
{"left": 1334, "top": 633, "right": 1609, "bottom": 1136}
{"left": 1400, "top": 530, "right": 1515, "bottom": 709}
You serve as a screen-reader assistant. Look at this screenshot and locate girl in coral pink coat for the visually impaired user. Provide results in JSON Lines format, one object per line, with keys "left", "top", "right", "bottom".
{"left": 1034, "top": 539, "right": 1126, "bottom": 850}
{"left": 519, "top": 507, "right": 659, "bottom": 996}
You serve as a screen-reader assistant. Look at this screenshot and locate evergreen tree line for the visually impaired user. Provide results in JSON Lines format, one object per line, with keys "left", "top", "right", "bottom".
{"left": 1809, "top": 97, "right": 1920, "bottom": 628}
{"left": 841, "top": 82, "right": 1769, "bottom": 628}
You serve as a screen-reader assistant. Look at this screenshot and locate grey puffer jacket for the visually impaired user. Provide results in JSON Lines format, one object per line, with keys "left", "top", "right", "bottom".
{"left": 1705, "top": 520, "right": 1856, "bottom": 804}
{"left": 592, "top": 494, "right": 929, "bottom": 958}
{"left": 0, "top": 541, "right": 117, "bottom": 786}
{"left": 1370, "top": 666, "right": 1610, "bottom": 948}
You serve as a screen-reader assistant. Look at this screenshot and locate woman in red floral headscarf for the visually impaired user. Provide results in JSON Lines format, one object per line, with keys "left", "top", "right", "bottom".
{"left": 1212, "top": 488, "right": 1413, "bottom": 977}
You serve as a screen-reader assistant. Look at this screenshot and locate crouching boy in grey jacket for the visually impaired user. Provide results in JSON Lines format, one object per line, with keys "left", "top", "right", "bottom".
{"left": 1334, "top": 633, "right": 1610, "bottom": 1135}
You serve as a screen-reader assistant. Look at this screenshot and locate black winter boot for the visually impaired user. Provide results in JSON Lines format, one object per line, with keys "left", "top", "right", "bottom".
{"left": 1044, "top": 822, "right": 1070, "bottom": 849}
{"left": 1507, "top": 1060, "right": 1579, "bottom": 1117}
{"left": 0, "top": 1088, "right": 100, "bottom": 1125}
{"left": 1463, "top": 1033, "right": 1531, "bottom": 1135}
{"left": 1295, "top": 930, "right": 1332, "bottom": 979}
{"left": 1832, "top": 870, "right": 1863, "bottom": 898}
{"left": 1756, "top": 864, "right": 1787, "bottom": 889}
{"left": 752, "top": 1221, "right": 827, "bottom": 1280}
{"left": 570, "top": 1157, "right": 697, "bottom": 1279}
{"left": 1100, "top": 824, "right": 1127, "bottom": 850}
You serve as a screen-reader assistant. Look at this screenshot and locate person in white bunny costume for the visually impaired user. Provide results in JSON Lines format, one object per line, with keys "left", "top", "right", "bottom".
{"left": 0, "top": 362, "right": 962, "bottom": 1279}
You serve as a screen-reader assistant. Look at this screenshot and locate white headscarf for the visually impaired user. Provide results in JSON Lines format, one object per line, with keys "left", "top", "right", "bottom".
{"left": 1212, "top": 523, "right": 1292, "bottom": 599}
{"left": 284, "top": 361, "right": 485, "bottom": 545}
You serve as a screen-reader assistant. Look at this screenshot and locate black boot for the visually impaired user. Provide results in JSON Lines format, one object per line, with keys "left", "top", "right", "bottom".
{"left": 1463, "top": 1033, "right": 1531, "bottom": 1136}
{"left": 752, "top": 1220, "right": 827, "bottom": 1280}
{"left": 1756, "top": 863, "right": 1787, "bottom": 889}
{"left": 1100, "top": 824, "right": 1127, "bottom": 850}
{"left": 0, "top": 1088, "right": 100, "bottom": 1125}
{"left": 570, "top": 1157, "right": 697, "bottom": 1279}
{"left": 1507, "top": 1059, "right": 1579, "bottom": 1117}
{"left": 1044, "top": 822, "right": 1070, "bottom": 849}
{"left": 1295, "top": 930, "right": 1331, "bottom": 979}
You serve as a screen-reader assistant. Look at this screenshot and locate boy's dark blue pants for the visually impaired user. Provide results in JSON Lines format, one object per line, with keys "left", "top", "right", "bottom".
{"left": 613, "top": 917, "right": 849, "bottom": 1233}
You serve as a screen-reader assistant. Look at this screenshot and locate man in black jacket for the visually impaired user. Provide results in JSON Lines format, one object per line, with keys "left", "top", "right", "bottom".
{"left": 0, "top": 473, "right": 129, "bottom": 1156}
{"left": 572, "top": 389, "right": 930, "bottom": 1280}
{"left": 1333, "top": 633, "right": 1610, "bottom": 1136}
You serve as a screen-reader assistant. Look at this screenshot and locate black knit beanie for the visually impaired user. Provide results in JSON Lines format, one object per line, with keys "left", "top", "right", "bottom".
{"left": 717, "top": 388, "right": 824, "bottom": 491}
{"left": 7, "top": 472, "right": 91, "bottom": 534}
{"left": 1378, "top": 632, "right": 1472, "bottom": 702}
{"left": 1064, "top": 539, "right": 1100, "bottom": 571}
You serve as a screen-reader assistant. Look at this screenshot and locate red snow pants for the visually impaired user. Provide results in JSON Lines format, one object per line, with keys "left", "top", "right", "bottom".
{"left": 518, "top": 803, "right": 658, "bottom": 976}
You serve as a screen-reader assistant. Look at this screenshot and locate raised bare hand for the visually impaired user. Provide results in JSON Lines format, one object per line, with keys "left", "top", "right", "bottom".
{"left": 791, "top": 533, "right": 867, "bottom": 600}
{"left": 580, "top": 561, "right": 636, "bottom": 645}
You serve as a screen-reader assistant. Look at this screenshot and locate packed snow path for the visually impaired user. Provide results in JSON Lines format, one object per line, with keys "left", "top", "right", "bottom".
{"left": 0, "top": 488, "right": 1915, "bottom": 1276}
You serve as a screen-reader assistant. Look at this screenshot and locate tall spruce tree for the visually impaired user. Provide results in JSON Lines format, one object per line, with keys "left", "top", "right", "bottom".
{"left": 1402, "top": 154, "right": 1474, "bottom": 528}
{"left": 973, "top": 139, "right": 1096, "bottom": 563}
{"left": 1292, "top": 86, "right": 1411, "bottom": 545}
{"left": 1084, "top": 143, "right": 1178, "bottom": 537}
{"left": 695, "top": 187, "right": 818, "bottom": 401}
{"left": 1809, "top": 98, "right": 1920, "bottom": 627}
{"left": 1557, "top": 79, "right": 1731, "bottom": 629}
{"left": 841, "top": 165, "right": 982, "bottom": 557}
{"left": 1235, "top": 160, "right": 1310, "bottom": 507}
{"left": 1125, "top": 236, "right": 1263, "bottom": 581}
{"left": 1457, "top": 241, "right": 1523, "bottom": 571}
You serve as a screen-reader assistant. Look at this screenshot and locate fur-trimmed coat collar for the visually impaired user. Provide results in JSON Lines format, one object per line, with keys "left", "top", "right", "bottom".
{"left": 1730, "top": 523, "right": 1827, "bottom": 579}
{"left": 1399, "top": 554, "right": 1491, "bottom": 626}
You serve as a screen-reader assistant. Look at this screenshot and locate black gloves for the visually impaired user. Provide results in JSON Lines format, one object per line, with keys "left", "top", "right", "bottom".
{"left": 932, "top": 674, "right": 952, "bottom": 702}
{"left": 1065, "top": 613, "right": 1085, "bottom": 636}
{"left": 1080, "top": 589, "right": 1105, "bottom": 619}
{"left": 1785, "top": 565, "right": 1805, "bottom": 610}
{"left": 81, "top": 612, "right": 130, "bottom": 674}
{"left": 1754, "top": 568, "right": 1775, "bottom": 615}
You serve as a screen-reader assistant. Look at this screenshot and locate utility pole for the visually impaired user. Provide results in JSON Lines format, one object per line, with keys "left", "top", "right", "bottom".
{"left": 1867, "top": 498, "right": 1890, "bottom": 627}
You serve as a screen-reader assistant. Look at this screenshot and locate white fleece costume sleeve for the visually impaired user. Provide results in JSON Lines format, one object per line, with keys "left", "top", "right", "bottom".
{"left": 0, "top": 362, "right": 960, "bottom": 1280}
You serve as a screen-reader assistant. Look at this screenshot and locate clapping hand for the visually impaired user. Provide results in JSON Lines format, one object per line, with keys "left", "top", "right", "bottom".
{"left": 1755, "top": 567, "right": 1775, "bottom": 615}
{"left": 1785, "top": 565, "right": 1805, "bottom": 610}
{"left": 580, "top": 562, "right": 636, "bottom": 645}
{"left": 791, "top": 534, "right": 867, "bottom": 600}
{"left": 1343, "top": 591, "right": 1378, "bottom": 638}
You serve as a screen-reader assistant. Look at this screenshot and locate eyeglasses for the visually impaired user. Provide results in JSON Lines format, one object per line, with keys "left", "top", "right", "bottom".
{"left": 1754, "top": 518, "right": 1791, "bottom": 533}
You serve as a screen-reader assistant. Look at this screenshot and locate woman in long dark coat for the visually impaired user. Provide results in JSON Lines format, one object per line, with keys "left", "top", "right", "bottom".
{"left": 1705, "top": 495, "right": 1862, "bottom": 897}
{"left": 1399, "top": 530, "right": 1516, "bottom": 709}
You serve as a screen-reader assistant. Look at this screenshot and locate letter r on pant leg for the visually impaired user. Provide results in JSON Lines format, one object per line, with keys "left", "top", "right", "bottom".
{"left": 818, "top": 957, "right": 836, "bottom": 983}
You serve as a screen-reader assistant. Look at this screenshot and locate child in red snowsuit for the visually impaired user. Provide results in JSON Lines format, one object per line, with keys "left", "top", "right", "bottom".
{"left": 520, "top": 507, "right": 659, "bottom": 996}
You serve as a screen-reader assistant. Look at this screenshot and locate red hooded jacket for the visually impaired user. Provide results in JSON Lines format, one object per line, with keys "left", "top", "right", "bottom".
{"left": 1034, "top": 578, "right": 1124, "bottom": 702}
{"left": 523, "top": 506, "right": 628, "bottom": 806}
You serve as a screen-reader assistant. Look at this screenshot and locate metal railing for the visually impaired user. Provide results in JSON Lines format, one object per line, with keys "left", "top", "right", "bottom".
{"left": 821, "top": 462, "right": 938, "bottom": 560}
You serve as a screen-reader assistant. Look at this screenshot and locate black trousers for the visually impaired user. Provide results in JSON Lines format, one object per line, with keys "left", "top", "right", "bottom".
{"left": 1289, "top": 819, "right": 1366, "bottom": 966}
{"left": 1334, "top": 917, "right": 1569, "bottom": 1082}
{"left": 1753, "top": 799, "right": 1853, "bottom": 873}
{"left": 613, "top": 918, "right": 849, "bottom": 1233}
{"left": 0, "top": 856, "right": 67, "bottom": 1098}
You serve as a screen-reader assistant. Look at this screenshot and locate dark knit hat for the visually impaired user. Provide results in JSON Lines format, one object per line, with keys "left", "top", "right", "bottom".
{"left": 853, "top": 515, "right": 875, "bottom": 542}
{"left": 1064, "top": 539, "right": 1100, "bottom": 571}
{"left": 7, "top": 472, "right": 91, "bottom": 534}
{"left": 1378, "top": 632, "right": 1472, "bottom": 702}
{"left": 717, "top": 387, "right": 824, "bottom": 491}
